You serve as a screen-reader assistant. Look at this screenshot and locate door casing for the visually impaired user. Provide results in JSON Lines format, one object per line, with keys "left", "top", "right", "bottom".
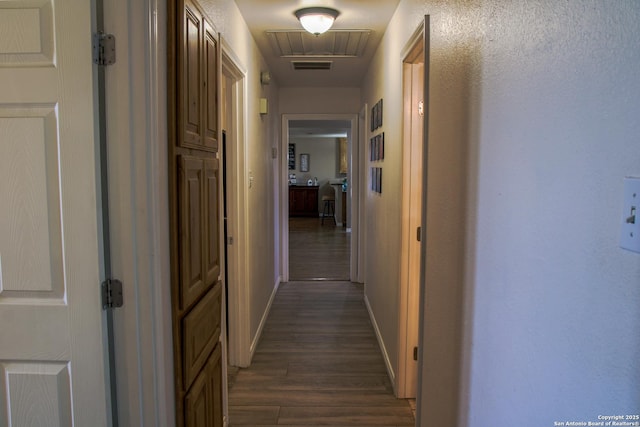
{"left": 280, "top": 114, "right": 361, "bottom": 283}
{"left": 220, "top": 43, "right": 251, "bottom": 368}
{"left": 398, "top": 29, "right": 425, "bottom": 399}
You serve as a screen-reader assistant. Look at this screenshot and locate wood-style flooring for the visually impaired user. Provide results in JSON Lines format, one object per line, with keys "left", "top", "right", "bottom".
{"left": 227, "top": 281, "right": 415, "bottom": 426}
{"left": 289, "top": 217, "right": 350, "bottom": 281}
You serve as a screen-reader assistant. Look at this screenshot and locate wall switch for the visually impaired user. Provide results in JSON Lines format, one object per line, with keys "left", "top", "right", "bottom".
{"left": 619, "top": 177, "right": 640, "bottom": 253}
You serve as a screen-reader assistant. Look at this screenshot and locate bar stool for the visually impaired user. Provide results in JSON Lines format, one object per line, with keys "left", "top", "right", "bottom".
{"left": 321, "top": 195, "right": 336, "bottom": 225}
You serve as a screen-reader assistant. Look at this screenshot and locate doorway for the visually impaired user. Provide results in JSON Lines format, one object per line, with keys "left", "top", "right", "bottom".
{"left": 280, "top": 115, "right": 361, "bottom": 283}
{"left": 287, "top": 120, "right": 351, "bottom": 281}
{"left": 221, "top": 47, "right": 251, "bottom": 369}
{"left": 398, "top": 24, "right": 426, "bottom": 399}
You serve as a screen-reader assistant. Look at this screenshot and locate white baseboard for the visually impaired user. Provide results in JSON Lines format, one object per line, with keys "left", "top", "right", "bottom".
{"left": 249, "top": 277, "right": 281, "bottom": 359}
{"left": 364, "top": 294, "right": 396, "bottom": 394}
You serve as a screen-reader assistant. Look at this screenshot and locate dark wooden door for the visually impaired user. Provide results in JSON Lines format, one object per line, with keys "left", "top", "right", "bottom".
{"left": 169, "top": 0, "right": 223, "bottom": 426}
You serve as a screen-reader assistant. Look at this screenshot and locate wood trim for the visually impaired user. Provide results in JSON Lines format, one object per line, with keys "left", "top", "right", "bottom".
{"left": 280, "top": 114, "right": 360, "bottom": 283}
{"left": 398, "top": 47, "right": 424, "bottom": 399}
{"left": 220, "top": 43, "right": 251, "bottom": 369}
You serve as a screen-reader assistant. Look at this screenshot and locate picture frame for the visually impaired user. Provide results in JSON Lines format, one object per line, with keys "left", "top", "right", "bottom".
{"left": 371, "top": 99, "right": 384, "bottom": 131}
{"left": 370, "top": 133, "right": 385, "bottom": 162}
{"left": 371, "top": 103, "right": 377, "bottom": 131}
{"left": 339, "top": 138, "right": 348, "bottom": 174}
{"left": 372, "top": 136, "right": 377, "bottom": 161}
{"left": 300, "top": 153, "right": 310, "bottom": 172}
{"left": 288, "top": 144, "right": 295, "bottom": 170}
{"left": 371, "top": 167, "right": 382, "bottom": 193}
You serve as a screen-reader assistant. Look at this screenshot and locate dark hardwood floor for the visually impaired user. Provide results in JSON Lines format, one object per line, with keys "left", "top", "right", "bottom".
{"left": 289, "top": 217, "right": 350, "bottom": 281}
{"left": 228, "top": 281, "right": 415, "bottom": 426}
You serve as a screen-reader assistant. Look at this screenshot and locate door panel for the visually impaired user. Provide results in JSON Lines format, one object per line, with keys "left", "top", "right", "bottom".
{"left": 0, "top": 0, "right": 108, "bottom": 425}
{"left": 182, "top": 283, "right": 221, "bottom": 389}
{"left": 183, "top": 5, "right": 202, "bottom": 147}
{"left": 204, "top": 158, "right": 221, "bottom": 285}
{"left": 203, "top": 20, "right": 218, "bottom": 151}
{"left": 184, "top": 344, "right": 222, "bottom": 427}
{"left": 179, "top": 156, "right": 207, "bottom": 310}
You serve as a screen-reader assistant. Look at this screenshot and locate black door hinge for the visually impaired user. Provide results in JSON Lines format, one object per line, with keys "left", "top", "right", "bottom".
{"left": 416, "top": 226, "right": 421, "bottom": 242}
{"left": 93, "top": 32, "right": 116, "bottom": 66}
{"left": 102, "top": 279, "right": 123, "bottom": 310}
{"left": 413, "top": 346, "right": 418, "bottom": 361}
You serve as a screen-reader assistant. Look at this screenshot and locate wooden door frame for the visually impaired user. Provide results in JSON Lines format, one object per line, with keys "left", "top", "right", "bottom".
{"left": 220, "top": 41, "right": 251, "bottom": 368}
{"left": 280, "top": 114, "right": 361, "bottom": 283}
{"left": 397, "top": 25, "right": 426, "bottom": 399}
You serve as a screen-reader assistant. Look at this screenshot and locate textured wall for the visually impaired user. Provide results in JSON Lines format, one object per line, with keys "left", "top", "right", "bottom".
{"left": 365, "top": 0, "right": 640, "bottom": 425}
{"left": 466, "top": 1, "right": 640, "bottom": 425}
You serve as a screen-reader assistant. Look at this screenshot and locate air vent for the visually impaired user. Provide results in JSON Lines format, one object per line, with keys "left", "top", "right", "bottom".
{"left": 291, "top": 61, "right": 332, "bottom": 70}
{"left": 266, "top": 30, "right": 371, "bottom": 57}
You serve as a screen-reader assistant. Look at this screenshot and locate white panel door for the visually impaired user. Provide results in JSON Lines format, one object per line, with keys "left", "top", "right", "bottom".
{"left": 0, "top": 0, "right": 109, "bottom": 426}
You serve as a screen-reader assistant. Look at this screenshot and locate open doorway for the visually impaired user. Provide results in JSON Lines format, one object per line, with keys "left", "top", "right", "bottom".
{"left": 280, "top": 114, "right": 361, "bottom": 283}
{"left": 398, "top": 22, "right": 426, "bottom": 400}
{"left": 287, "top": 120, "right": 351, "bottom": 281}
{"left": 221, "top": 46, "right": 251, "bottom": 369}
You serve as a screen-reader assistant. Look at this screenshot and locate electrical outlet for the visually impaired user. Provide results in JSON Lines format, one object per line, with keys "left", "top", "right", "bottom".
{"left": 619, "top": 177, "right": 640, "bottom": 253}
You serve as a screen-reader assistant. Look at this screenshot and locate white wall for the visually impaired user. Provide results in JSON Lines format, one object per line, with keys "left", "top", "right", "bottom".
{"left": 279, "top": 87, "right": 361, "bottom": 114}
{"left": 465, "top": 1, "right": 640, "bottom": 425}
{"left": 200, "top": 0, "right": 281, "bottom": 351}
{"left": 289, "top": 137, "right": 340, "bottom": 204}
{"left": 365, "top": 0, "right": 640, "bottom": 426}
{"left": 289, "top": 138, "right": 337, "bottom": 182}
{"left": 359, "top": 17, "right": 404, "bottom": 391}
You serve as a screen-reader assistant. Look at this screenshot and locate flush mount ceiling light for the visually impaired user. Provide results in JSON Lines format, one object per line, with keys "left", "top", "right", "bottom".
{"left": 294, "top": 7, "right": 340, "bottom": 36}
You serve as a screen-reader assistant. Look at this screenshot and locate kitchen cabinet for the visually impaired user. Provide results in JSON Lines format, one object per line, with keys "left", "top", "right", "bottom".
{"left": 289, "top": 186, "right": 319, "bottom": 217}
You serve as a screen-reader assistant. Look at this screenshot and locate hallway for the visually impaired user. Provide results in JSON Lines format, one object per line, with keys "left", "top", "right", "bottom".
{"left": 227, "top": 281, "right": 415, "bottom": 426}
{"left": 289, "top": 217, "right": 350, "bottom": 281}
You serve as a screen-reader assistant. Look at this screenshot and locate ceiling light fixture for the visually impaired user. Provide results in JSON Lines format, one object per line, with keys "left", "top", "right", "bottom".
{"left": 294, "top": 7, "right": 340, "bottom": 36}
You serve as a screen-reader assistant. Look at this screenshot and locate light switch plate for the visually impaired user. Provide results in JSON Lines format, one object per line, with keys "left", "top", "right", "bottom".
{"left": 619, "top": 177, "right": 640, "bottom": 253}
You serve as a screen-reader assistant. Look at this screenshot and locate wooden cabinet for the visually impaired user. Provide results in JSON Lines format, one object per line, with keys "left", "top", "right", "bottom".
{"left": 184, "top": 343, "right": 223, "bottom": 427}
{"left": 289, "top": 186, "right": 319, "bottom": 217}
{"left": 180, "top": 0, "right": 218, "bottom": 152}
{"left": 169, "top": 0, "right": 223, "bottom": 426}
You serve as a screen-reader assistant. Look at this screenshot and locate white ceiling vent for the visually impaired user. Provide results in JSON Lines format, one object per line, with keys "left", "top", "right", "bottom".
{"left": 266, "top": 30, "right": 371, "bottom": 57}
{"left": 291, "top": 61, "right": 332, "bottom": 71}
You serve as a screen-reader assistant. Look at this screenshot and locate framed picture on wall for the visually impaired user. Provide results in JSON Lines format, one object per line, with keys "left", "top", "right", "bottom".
{"left": 371, "top": 104, "right": 376, "bottom": 132}
{"left": 339, "top": 138, "right": 348, "bottom": 174}
{"left": 371, "top": 99, "right": 384, "bottom": 131}
{"left": 300, "top": 153, "right": 310, "bottom": 172}
{"left": 288, "top": 144, "right": 295, "bottom": 170}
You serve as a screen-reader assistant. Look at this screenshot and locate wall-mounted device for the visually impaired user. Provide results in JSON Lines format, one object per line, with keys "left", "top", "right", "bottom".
{"left": 620, "top": 177, "right": 640, "bottom": 253}
{"left": 260, "top": 71, "right": 271, "bottom": 85}
{"left": 259, "top": 98, "right": 268, "bottom": 115}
